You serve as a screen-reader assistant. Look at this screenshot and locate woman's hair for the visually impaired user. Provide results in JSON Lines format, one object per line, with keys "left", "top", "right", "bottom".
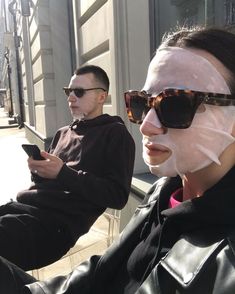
{"left": 161, "top": 27, "right": 235, "bottom": 93}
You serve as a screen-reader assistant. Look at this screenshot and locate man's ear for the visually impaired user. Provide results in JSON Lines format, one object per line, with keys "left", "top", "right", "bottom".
{"left": 98, "top": 91, "right": 107, "bottom": 104}
{"left": 232, "top": 123, "right": 235, "bottom": 137}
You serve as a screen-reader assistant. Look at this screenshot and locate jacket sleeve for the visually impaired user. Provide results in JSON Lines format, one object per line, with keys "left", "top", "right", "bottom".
{"left": 23, "top": 255, "right": 101, "bottom": 294}
{"left": 56, "top": 126, "right": 135, "bottom": 209}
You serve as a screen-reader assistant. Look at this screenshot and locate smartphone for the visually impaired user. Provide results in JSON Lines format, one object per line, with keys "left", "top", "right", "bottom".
{"left": 22, "top": 144, "right": 45, "bottom": 160}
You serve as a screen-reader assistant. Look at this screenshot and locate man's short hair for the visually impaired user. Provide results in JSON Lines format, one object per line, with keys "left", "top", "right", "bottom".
{"left": 74, "top": 65, "right": 110, "bottom": 93}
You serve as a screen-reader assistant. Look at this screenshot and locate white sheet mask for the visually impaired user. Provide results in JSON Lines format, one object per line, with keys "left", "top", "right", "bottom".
{"left": 143, "top": 106, "right": 235, "bottom": 177}
{"left": 142, "top": 47, "right": 235, "bottom": 177}
{"left": 143, "top": 46, "right": 231, "bottom": 95}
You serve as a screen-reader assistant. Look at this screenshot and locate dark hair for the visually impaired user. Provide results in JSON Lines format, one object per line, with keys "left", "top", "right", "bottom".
{"left": 161, "top": 27, "right": 235, "bottom": 93}
{"left": 74, "top": 65, "right": 109, "bottom": 93}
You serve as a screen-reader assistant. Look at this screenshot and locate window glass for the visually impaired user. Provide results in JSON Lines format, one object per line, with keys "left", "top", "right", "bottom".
{"left": 149, "top": 0, "right": 234, "bottom": 54}
{"left": 225, "top": 0, "right": 235, "bottom": 25}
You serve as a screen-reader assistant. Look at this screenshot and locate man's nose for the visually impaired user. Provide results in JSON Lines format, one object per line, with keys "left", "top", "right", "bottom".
{"left": 67, "top": 92, "right": 77, "bottom": 102}
{"left": 140, "top": 108, "right": 166, "bottom": 136}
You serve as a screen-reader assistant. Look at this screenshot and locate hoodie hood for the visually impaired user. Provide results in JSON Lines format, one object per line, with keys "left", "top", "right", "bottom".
{"left": 70, "top": 114, "right": 124, "bottom": 134}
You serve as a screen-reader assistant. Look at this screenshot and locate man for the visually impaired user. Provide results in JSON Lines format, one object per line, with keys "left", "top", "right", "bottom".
{"left": 0, "top": 65, "right": 135, "bottom": 271}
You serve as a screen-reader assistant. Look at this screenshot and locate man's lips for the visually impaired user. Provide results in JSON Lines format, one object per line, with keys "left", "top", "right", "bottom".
{"left": 69, "top": 105, "right": 80, "bottom": 111}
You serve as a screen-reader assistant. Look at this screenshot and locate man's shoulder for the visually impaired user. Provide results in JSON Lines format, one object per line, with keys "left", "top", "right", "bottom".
{"left": 102, "top": 115, "right": 125, "bottom": 127}
{"left": 100, "top": 115, "right": 133, "bottom": 136}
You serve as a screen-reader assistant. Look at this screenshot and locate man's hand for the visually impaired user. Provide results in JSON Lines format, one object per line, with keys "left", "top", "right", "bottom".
{"left": 28, "top": 151, "right": 64, "bottom": 179}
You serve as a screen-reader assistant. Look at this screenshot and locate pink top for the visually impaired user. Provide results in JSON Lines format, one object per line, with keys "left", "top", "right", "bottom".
{"left": 169, "top": 188, "right": 183, "bottom": 208}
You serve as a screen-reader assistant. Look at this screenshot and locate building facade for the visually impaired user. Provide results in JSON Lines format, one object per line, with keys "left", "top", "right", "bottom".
{"left": 2, "top": 0, "right": 235, "bottom": 174}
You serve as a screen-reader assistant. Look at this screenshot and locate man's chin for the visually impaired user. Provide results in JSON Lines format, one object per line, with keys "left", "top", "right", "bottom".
{"left": 72, "top": 113, "right": 85, "bottom": 120}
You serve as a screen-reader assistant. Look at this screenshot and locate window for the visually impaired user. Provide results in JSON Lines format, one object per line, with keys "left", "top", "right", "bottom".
{"left": 149, "top": 0, "right": 235, "bottom": 56}
{"left": 149, "top": 0, "right": 205, "bottom": 55}
{"left": 224, "top": 0, "right": 235, "bottom": 25}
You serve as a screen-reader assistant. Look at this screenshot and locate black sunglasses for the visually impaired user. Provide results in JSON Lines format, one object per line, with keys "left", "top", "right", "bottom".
{"left": 124, "top": 88, "right": 235, "bottom": 129}
{"left": 63, "top": 87, "right": 106, "bottom": 98}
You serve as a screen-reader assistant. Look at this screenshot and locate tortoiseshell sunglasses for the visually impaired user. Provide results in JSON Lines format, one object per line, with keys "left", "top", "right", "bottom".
{"left": 124, "top": 88, "right": 235, "bottom": 129}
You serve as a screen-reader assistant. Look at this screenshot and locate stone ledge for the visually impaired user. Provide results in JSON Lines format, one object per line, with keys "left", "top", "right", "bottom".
{"left": 131, "top": 172, "right": 157, "bottom": 200}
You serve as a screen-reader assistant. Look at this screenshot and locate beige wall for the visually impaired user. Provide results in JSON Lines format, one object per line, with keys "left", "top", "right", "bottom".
{"left": 73, "top": 0, "right": 151, "bottom": 173}
{"left": 21, "top": 0, "right": 72, "bottom": 148}
{"left": 20, "top": 0, "right": 151, "bottom": 172}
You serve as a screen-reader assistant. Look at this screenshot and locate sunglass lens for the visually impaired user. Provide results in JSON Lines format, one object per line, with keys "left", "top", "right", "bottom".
{"left": 159, "top": 94, "right": 196, "bottom": 128}
{"left": 64, "top": 88, "right": 71, "bottom": 96}
{"left": 74, "top": 88, "right": 85, "bottom": 98}
{"left": 126, "top": 94, "right": 148, "bottom": 123}
{"left": 63, "top": 88, "right": 85, "bottom": 98}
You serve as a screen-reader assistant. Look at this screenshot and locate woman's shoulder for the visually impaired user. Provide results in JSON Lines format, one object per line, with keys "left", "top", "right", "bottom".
{"left": 157, "top": 227, "right": 235, "bottom": 292}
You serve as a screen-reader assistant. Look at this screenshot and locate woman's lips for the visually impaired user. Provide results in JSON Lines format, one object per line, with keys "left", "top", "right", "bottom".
{"left": 143, "top": 142, "right": 171, "bottom": 164}
{"left": 144, "top": 142, "right": 169, "bottom": 154}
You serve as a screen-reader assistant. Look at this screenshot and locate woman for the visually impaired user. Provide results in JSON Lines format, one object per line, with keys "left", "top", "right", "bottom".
{"left": 124, "top": 27, "right": 235, "bottom": 293}
{"left": 1, "top": 27, "right": 235, "bottom": 294}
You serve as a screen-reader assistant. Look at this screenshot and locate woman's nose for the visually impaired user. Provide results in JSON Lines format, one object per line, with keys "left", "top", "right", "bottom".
{"left": 140, "top": 108, "right": 166, "bottom": 136}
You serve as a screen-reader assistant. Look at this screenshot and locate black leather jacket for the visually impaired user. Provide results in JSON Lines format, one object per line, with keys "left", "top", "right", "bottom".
{"left": 25, "top": 167, "right": 235, "bottom": 294}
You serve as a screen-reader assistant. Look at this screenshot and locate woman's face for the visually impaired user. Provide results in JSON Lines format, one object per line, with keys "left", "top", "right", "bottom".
{"left": 140, "top": 47, "right": 235, "bottom": 177}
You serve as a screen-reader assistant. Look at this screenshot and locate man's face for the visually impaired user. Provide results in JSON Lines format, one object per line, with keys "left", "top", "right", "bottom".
{"left": 140, "top": 47, "right": 235, "bottom": 177}
{"left": 67, "top": 73, "right": 105, "bottom": 120}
